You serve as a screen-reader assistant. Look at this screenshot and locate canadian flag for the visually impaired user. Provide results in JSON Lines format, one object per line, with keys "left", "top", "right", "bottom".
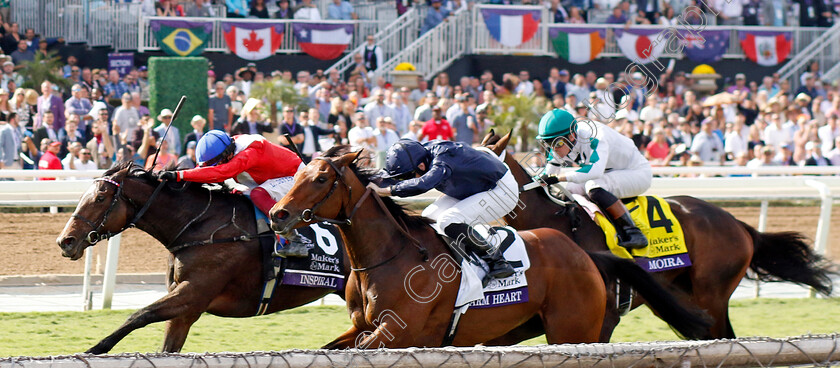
{"left": 614, "top": 28, "right": 667, "bottom": 65}
{"left": 740, "top": 31, "right": 792, "bottom": 67}
{"left": 222, "top": 22, "right": 284, "bottom": 61}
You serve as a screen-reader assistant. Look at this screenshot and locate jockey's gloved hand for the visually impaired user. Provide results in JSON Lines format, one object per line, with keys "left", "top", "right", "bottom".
{"left": 539, "top": 174, "right": 560, "bottom": 186}
{"left": 156, "top": 171, "right": 177, "bottom": 181}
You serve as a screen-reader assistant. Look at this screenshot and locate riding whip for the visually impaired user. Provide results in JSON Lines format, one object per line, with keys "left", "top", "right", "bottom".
{"left": 283, "top": 133, "right": 305, "bottom": 161}
{"left": 150, "top": 95, "right": 187, "bottom": 170}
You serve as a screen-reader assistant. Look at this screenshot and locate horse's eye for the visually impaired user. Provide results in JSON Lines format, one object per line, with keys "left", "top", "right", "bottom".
{"left": 317, "top": 176, "right": 327, "bottom": 184}
{"left": 95, "top": 195, "right": 105, "bottom": 202}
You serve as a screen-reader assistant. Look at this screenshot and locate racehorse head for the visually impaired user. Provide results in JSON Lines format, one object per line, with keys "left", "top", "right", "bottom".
{"left": 269, "top": 148, "right": 364, "bottom": 235}
{"left": 56, "top": 162, "right": 155, "bottom": 260}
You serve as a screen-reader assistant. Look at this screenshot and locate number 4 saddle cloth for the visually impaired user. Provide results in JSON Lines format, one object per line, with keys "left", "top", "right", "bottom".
{"left": 573, "top": 194, "right": 691, "bottom": 272}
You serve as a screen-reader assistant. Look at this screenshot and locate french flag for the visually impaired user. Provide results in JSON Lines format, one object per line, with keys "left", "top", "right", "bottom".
{"left": 481, "top": 8, "right": 540, "bottom": 48}
{"left": 293, "top": 23, "right": 354, "bottom": 61}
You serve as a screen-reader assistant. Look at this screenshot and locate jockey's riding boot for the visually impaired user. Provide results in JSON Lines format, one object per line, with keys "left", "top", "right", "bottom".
{"left": 273, "top": 231, "right": 310, "bottom": 258}
{"left": 444, "top": 223, "right": 515, "bottom": 280}
{"left": 589, "top": 188, "right": 648, "bottom": 250}
{"left": 613, "top": 212, "right": 648, "bottom": 250}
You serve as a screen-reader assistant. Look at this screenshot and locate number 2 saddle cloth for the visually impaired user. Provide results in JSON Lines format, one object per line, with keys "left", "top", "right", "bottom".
{"left": 573, "top": 194, "right": 691, "bottom": 273}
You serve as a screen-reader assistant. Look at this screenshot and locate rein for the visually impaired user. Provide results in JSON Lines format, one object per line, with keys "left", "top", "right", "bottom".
{"left": 299, "top": 157, "right": 429, "bottom": 272}
{"left": 72, "top": 177, "right": 168, "bottom": 245}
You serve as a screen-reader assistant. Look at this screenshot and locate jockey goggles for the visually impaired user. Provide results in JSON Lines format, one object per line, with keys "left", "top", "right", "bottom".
{"left": 538, "top": 135, "right": 573, "bottom": 156}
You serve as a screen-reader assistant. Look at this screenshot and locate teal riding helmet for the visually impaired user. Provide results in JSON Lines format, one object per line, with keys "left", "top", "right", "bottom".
{"left": 536, "top": 109, "right": 577, "bottom": 141}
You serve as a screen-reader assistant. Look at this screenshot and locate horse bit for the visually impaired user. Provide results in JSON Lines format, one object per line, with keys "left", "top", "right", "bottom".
{"left": 72, "top": 176, "right": 167, "bottom": 245}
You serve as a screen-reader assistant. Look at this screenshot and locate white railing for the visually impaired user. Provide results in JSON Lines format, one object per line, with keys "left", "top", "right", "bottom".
{"left": 354, "top": 1, "right": 399, "bottom": 21}
{"left": 778, "top": 22, "right": 840, "bottom": 92}
{"left": 14, "top": 0, "right": 144, "bottom": 50}
{"left": 471, "top": 4, "right": 827, "bottom": 63}
{"left": 138, "top": 17, "right": 390, "bottom": 55}
{"left": 375, "top": 8, "right": 472, "bottom": 82}
{"left": 326, "top": 7, "right": 422, "bottom": 77}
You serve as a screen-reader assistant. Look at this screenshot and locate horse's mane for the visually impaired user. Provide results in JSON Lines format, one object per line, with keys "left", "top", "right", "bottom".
{"left": 322, "top": 145, "right": 434, "bottom": 229}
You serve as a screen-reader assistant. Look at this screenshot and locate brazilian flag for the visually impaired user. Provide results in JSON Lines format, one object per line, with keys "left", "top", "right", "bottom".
{"left": 150, "top": 19, "right": 213, "bottom": 57}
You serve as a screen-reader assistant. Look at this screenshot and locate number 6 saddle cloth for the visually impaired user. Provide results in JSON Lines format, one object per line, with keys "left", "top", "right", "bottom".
{"left": 573, "top": 194, "right": 691, "bottom": 273}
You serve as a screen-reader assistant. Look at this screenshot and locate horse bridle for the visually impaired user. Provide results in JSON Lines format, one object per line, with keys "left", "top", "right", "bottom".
{"left": 298, "top": 157, "right": 356, "bottom": 226}
{"left": 72, "top": 175, "right": 167, "bottom": 245}
{"left": 294, "top": 157, "right": 429, "bottom": 271}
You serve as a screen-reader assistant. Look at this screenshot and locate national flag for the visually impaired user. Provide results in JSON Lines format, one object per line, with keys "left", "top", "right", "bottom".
{"left": 150, "top": 19, "right": 213, "bottom": 57}
{"left": 222, "top": 22, "right": 284, "bottom": 61}
{"left": 614, "top": 28, "right": 668, "bottom": 64}
{"left": 293, "top": 23, "right": 354, "bottom": 60}
{"left": 740, "top": 31, "right": 792, "bottom": 66}
{"left": 481, "top": 8, "right": 541, "bottom": 48}
{"left": 549, "top": 27, "right": 605, "bottom": 64}
{"left": 679, "top": 29, "right": 729, "bottom": 63}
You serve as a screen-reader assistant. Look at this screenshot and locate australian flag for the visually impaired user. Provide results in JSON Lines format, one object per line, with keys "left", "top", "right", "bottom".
{"left": 679, "top": 29, "right": 729, "bottom": 63}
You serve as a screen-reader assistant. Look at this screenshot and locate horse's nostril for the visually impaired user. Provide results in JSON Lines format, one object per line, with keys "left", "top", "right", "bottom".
{"left": 59, "top": 237, "right": 75, "bottom": 249}
{"left": 275, "top": 210, "right": 289, "bottom": 221}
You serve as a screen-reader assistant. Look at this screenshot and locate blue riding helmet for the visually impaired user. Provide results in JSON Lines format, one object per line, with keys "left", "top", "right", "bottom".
{"left": 382, "top": 139, "right": 429, "bottom": 179}
{"left": 196, "top": 130, "right": 234, "bottom": 166}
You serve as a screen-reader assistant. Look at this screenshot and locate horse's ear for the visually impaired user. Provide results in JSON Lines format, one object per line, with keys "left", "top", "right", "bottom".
{"left": 480, "top": 129, "right": 496, "bottom": 146}
{"left": 491, "top": 131, "right": 513, "bottom": 155}
{"left": 334, "top": 150, "right": 361, "bottom": 168}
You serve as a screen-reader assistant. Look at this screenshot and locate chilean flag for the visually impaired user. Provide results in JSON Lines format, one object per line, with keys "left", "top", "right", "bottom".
{"left": 293, "top": 23, "right": 354, "bottom": 60}
{"left": 222, "top": 22, "right": 284, "bottom": 61}
{"left": 481, "top": 8, "right": 540, "bottom": 48}
{"left": 740, "top": 31, "right": 791, "bottom": 66}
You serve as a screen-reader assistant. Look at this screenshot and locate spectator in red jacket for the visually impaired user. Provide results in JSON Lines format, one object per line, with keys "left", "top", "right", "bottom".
{"left": 38, "top": 140, "right": 62, "bottom": 180}
{"left": 418, "top": 105, "right": 453, "bottom": 141}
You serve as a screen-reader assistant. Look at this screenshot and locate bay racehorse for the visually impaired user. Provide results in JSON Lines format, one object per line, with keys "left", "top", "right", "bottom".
{"left": 268, "top": 147, "right": 709, "bottom": 348}
{"left": 55, "top": 162, "right": 348, "bottom": 353}
{"left": 481, "top": 131, "right": 835, "bottom": 340}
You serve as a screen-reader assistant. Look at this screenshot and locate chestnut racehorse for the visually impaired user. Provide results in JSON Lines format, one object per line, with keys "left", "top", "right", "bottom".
{"left": 269, "top": 148, "right": 709, "bottom": 347}
{"left": 481, "top": 131, "right": 835, "bottom": 340}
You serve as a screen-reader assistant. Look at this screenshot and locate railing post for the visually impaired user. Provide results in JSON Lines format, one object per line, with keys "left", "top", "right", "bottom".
{"left": 82, "top": 246, "right": 93, "bottom": 311}
{"left": 804, "top": 179, "right": 832, "bottom": 298}
{"left": 101, "top": 234, "right": 122, "bottom": 310}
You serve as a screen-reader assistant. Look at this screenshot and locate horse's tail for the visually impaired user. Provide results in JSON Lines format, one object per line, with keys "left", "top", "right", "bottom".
{"left": 586, "top": 251, "right": 710, "bottom": 340}
{"left": 741, "top": 221, "right": 836, "bottom": 296}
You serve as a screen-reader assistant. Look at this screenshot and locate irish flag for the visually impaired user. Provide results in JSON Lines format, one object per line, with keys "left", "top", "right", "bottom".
{"left": 481, "top": 8, "right": 541, "bottom": 48}
{"left": 615, "top": 28, "right": 667, "bottom": 64}
{"left": 550, "top": 27, "right": 605, "bottom": 64}
{"left": 740, "top": 31, "right": 792, "bottom": 66}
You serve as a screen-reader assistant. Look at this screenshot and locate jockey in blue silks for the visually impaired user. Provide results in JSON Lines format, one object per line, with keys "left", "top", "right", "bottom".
{"left": 367, "top": 139, "right": 517, "bottom": 280}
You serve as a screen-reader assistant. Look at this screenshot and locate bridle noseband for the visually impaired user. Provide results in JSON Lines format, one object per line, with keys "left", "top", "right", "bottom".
{"left": 297, "top": 157, "right": 359, "bottom": 226}
{"left": 72, "top": 175, "right": 167, "bottom": 245}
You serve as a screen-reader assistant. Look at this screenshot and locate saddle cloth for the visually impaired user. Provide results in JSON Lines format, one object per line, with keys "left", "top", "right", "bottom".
{"left": 573, "top": 194, "right": 691, "bottom": 272}
{"left": 253, "top": 204, "right": 345, "bottom": 290}
{"left": 445, "top": 225, "right": 531, "bottom": 309}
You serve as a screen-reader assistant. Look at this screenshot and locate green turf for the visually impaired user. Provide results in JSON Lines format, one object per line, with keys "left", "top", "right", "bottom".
{"left": 1, "top": 299, "right": 838, "bottom": 357}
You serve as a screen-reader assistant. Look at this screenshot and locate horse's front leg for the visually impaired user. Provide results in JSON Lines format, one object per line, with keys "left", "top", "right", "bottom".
{"left": 86, "top": 280, "right": 221, "bottom": 354}
{"left": 322, "top": 325, "right": 366, "bottom": 349}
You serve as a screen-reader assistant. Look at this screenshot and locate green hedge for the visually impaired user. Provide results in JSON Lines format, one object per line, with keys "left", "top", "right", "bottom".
{"left": 148, "top": 57, "right": 208, "bottom": 134}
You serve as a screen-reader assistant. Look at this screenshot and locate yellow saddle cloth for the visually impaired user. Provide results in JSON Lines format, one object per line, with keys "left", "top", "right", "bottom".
{"left": 589, "top": 195, "right": 691, "bottom": 272}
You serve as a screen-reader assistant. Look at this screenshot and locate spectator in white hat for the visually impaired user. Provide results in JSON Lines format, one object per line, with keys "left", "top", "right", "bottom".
{"left": 153, "top": 108, "right": 181, "bottom": 155}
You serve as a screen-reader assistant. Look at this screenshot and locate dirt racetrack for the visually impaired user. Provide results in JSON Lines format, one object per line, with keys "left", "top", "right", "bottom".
{"left": 2, "top": 205, "right": 839, "bottom": 275}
